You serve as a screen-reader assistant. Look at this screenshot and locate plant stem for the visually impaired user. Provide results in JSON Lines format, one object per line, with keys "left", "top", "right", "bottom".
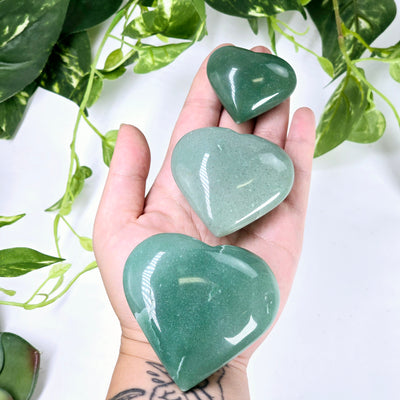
{"left": 271, "top": 17, "right": 324, "bottom": 61}
{"left": 331, "top": 0, "right": 400, "bottom": 125}
{"left": 61, "top": 215, "right": 81, "bottom": 239}
{"left": 24, "top": 261, "right": 98, "bottom": 309}
{"left": 53, "top": 6, "right": 130, "bottom": 251}
{"left": 82, "top": 113, "right": 105, "bottom": 140}
{"left": 0, "top": 261, "right": 98, "bottom": 309}
{"left": 54, "top": 214, "right": 62, "bottom": 258}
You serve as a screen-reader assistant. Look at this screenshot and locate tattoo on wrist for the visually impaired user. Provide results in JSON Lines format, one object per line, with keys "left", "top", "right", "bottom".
{"left": 109, "top": 361, "right": 225, "bottom": 400}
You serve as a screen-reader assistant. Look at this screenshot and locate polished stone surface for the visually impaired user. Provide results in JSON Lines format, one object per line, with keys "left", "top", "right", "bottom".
{"left": 171, "top": 127, "right": 294, "bottom": 237}
{"left": 207, "top": 46, "right": 296, "bottom": 123}
{"left": 123, "top": 233, "right": 280, "bottom": 391}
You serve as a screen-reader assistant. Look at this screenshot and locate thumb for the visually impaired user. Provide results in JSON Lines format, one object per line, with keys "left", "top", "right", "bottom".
{"left": 95, "top": 124, "right": 151, "bottom": 233}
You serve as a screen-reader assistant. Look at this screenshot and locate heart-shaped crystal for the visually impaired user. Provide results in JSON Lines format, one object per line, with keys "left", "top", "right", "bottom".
{"left": 207, "top": 46, "right": 296, "bottom": 123}
{"left": 171, "top": 127, "right": 294, "bottom": 237}
{"left": 123, "top": 233, "right": 279, "bottom": 391}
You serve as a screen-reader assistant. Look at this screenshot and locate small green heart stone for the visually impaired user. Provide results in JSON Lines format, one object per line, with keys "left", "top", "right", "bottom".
{"left": 207, "top": 46, "right": 297, "bottom": 123}
{"left": 123, "top": 233, "right": 279, "bottom": 391}
{"left": 171, "top": 127, "right": 294, "bottom": 237}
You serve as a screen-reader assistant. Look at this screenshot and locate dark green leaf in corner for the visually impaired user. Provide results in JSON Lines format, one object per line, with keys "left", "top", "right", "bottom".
{"left": 102, "top": 129, "right": 119, "bottom": 167}
{"left": 0, "top": 214, "right": 25, "bottom": 228}
{"left": 0, "top": 82, "right": 37, "bottom": 140}
{"left": 0, "top": 248, "right": 64, "bottom": 277}
{"left": 62, "top": 0, "right": 123, "bottom": 34}
{"left": 0, "top": 0, "right": 70, "bottom": 102}
{"left": 204, "top": 0, "right": 305, "bottom": 18}
{"left": 0, "top": 332, "right": 40, "bottom": 400}
{"left": 314, "top": 69, "right": 370, "bottom": 157}
{"left": 307, "top": 0, "right": 397, "bottom": 78}
{"left": 134, "top": 42, "right": 193, "bottom": 74}
{"left": 38, "top": 31, "right": 92, "bottom": 107}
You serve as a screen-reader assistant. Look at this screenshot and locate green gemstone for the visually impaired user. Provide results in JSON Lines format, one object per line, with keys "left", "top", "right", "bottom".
{"left": 123, "top": 233, "right": 280, "bottom": 391}
{"left": 0, "top": 332, "right": 40, "bottom": 400}
{"left": 207, "top": 46, "right": 297, "bottom": 123}
{"left": 171, "top": 127, "right": 294, "bottom": 237}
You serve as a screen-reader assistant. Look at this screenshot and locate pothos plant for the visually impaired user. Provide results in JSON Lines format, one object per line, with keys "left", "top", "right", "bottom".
{"left": 0, "top": 0, "right": 399, "bottom": 309}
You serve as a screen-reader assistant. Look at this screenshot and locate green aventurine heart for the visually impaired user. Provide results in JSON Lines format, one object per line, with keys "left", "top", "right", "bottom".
{"left": 123, "top": 233, "right": 279, "bottom": 391}
{"left": 171, "top": 127, "right": 294, "bottom": 237}
{"left": 207, "top": 46, "right": 296, "bottom": 123}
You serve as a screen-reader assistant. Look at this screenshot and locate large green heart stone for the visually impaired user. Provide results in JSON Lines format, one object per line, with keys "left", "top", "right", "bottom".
{"left": 171, "top": 127, "right": 294, "bottom": 237}
{"left": 207, "top": 46, "right": 296, "bottom": 123}
{"left": 123, "top": 233, "right": 279, "bottom": 391}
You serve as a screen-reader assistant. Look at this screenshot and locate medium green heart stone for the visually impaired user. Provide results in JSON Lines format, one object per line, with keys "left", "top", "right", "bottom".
{"left": 171, "top": 127, "right": 294, "bottom": 237}
{"left": 123, "top": 233, "right": 279, "bottom": 391}
{"left": 207, "top": 46, "right": 296, "bottom": 123}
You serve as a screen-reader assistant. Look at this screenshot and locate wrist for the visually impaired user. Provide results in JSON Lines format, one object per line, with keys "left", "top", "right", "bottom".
{"left": 107, "top": 331, "right": 250, "bottom": 400}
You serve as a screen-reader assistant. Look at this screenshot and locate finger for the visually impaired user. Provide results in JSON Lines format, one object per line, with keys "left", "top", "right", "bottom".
{"left": 163, "top": 45, "right": 227, "bottom": 159}
{"left": 284, "top": 107, "right": 316, "bottom": 216}
{"left": 153, "top": 45, "right": 228, "bottom": 190}
{"left": 95, "top": 124, "right": 151, "bottom": 230}
{"left": 253, "top": 98, "right": 290, "bottom": 147}
{"left": 219, "top": 108, "right": 254, "bottom": 133}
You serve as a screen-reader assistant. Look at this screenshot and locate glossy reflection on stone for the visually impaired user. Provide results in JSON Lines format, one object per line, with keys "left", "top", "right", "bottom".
{"left": 171, "top": 127, "right": 294, "bottom": 237}
{"left": 123, "top": 233, "right": 280, "bottom": 391}
{"left": 207, "top": 46, "right": 297, "bottom": 123}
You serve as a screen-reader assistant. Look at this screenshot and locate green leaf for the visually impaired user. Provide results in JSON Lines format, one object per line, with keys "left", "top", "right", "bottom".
{"left": 204, "top": 0, "right": 305, "bottom": 18}
{"left": 102, "top": 129, "right": 118, "bottom": 167}
{"left": 47, "top": 262, "right": 71, "bottom": 295}
{"left": 0, "top": 214, "right": 25, "bottom": 228}
{"left": 48, "top": 262, "right": 72, "bottom": 279}
{"left": 307, "top": 0, "right": 397, "bottom": 77}
{"left": 371, "top": 40, "right": 400, "bottom": 59}
{"left": 0, "top": 248, "right": 64, "bottom": 277}
{"left": 0, "top": 332, "right": 40, "bottom": 400}
{"left": 389, "top": 61, "right": 400, "bottom": 82}
{"left": 134, "top": 42, "right": 193, "bottom": 74}
{"left": 48, "top": 276, "right": 64, "bottom": 295}
{"left": 266, "top": 16, "right": 277, "bottom": 54}
{"left": 0, "top": 82, "right": 37, "bottom": 140}
{"left": 45, "top": 166, "right": 92, "bottom": 215}
{"left": 79, "top": 237, "right": 93, "bottom": 252}
{"left": 124, "top": 0, "right": 207, "bottom": 40}
{"left": 38, "top": 31, "right": 92, "bottom": 107}
{"left": 98, "top": 48, "right": 136, "bottom": 80}
{"left": 0, "top": 288, "right": 16, "bottom": 297}
{"left": 101, "top": 66, "right": 127, "bottom": 80}
{"left": 347, "top": 92, "right": 386, "bottom": 143}
{"left": 247, "top": 17, "right": 259, "bottom": 35}
{"left": 86, "top": 75, "right": 103, "bottom": 108}
{"left": 314, "top": 69, "right": 370, "bottom": 157}
{"left": 370, "top": 41, "right": 400, "bottom": 82}
{"left": 140, "top": 0, "right": 156, "bottom": 5}
{"left": 62, "top": 0, "right": 123, "bottom": 34}
{"left": 104, "top": 49, "right": 124, "bottom": 70}
{"left": 0, "top": 0, "right": 70, "bottom": 102}
{"left": 317, "top": 56, "right": 334, "bottom": 78}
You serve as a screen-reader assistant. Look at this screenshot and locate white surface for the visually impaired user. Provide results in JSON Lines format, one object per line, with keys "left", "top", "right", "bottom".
{"left": 1, "top": 5, "right": 400, "bottom": 400}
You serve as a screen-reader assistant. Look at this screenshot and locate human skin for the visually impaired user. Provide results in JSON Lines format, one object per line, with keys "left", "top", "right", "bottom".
{"left": 93, "top": 44, "right": 316, "bottom": 400}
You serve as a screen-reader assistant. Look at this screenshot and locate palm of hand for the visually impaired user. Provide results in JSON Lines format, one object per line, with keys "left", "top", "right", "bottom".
{"left": 93, "top": 46, "right": 315, "bottom": 363}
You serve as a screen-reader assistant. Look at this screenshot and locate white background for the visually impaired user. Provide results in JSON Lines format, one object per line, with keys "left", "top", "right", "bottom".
{"left": 1, "top": 3, "right": 400, "bottom": 399}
